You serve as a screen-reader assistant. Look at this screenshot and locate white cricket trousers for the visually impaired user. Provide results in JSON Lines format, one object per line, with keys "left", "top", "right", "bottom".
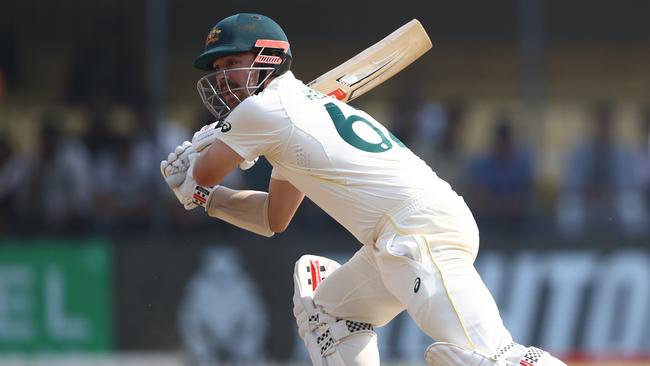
{"left": 313, "top": 189, "right": 514, "bottom": 355}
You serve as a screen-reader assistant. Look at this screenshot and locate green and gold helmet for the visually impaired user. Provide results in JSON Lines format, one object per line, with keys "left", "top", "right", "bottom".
{"left": 194, "top": 13, "right": 292, "bottom": 73}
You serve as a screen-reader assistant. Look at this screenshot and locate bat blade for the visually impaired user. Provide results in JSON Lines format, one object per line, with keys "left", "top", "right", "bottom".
{"left": 308, "top": 19, "right": 432, "bottom": 103}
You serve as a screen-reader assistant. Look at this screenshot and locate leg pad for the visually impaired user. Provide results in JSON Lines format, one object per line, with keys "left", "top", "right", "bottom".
{"left": 293, "top": 255, "right": 380, "bottom": 366}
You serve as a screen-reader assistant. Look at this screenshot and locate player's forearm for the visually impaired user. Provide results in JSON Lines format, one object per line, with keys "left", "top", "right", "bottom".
{"left": 194, "top": 141, "right": 242, "bottom": 187}
{"left": 267, "top": 178, "right": 304, "bottom": 232}
{"left": 194, "top": 152, "right": 227, "bottom": 187}
{"left": 206, "top": 186, "right": 275, "bottom": 237}
{"left": 193, "top": 153, "right": 212, "bottom": 187}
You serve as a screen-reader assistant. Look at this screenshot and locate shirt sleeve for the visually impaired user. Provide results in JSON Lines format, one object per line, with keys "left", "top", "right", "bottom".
{"left": 215, "top": 95, "right": 290, "bottom": 161}
{"left": 270, "top": 167, "right": 288, "bottom": 181}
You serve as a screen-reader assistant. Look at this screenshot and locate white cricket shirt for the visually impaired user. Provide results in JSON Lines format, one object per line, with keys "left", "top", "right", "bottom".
{"left": 218, "top": 71, "right": 463, "bottom": 245}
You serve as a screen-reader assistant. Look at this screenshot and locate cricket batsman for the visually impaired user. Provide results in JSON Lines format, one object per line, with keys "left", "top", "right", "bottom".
{"left": 161, "top": 13, "right": 567, "bottom": 366}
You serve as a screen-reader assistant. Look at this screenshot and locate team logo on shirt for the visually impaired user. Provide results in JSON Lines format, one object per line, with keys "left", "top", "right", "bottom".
{"left": 216, "top": 120, "right": 231, "bottom": 133}
{"left": 414, "top": 277, "right": 421, "bottom": 293}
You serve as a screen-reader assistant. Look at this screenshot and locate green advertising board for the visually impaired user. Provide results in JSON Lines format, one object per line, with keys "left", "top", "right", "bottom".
{"left": 0, "top": 239, "right": 113, "bottom": 352}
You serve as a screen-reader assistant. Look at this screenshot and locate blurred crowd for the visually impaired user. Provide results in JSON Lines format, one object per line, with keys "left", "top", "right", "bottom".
{"left": 0, "top": 101, "right": 253, "bottom": 238}
{"left": 0, "top": 27, "right": 649, "bottom": 244}
{"left": 1, "top": 96, "right": 648, "bottom": 242}
{"left": 393, "top": 96, "right": 650, "bottom": 241}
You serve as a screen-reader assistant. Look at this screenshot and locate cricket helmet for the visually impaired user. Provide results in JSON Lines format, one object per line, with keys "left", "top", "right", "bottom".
{"left": 194, "top": 13, "right": 292, "bottom": 73}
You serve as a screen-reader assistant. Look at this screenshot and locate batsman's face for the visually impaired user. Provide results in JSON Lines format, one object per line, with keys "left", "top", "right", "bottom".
{"left": 196, "top": 52, "right": 274, "bottom": 120}
{"left": 212, "top": 53, "right": 260, "bottom": 108}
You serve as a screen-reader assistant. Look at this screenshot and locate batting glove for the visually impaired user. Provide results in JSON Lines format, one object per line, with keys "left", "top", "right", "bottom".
{"left": 191, "top": 121, "right": 221, "bottom": 152}
{"left": 161, "top": 141, "right": 223, "bottom": 210}
{"left": 161, "top": 141, "right": 201, "bottom": 210}
{"left": 161, "top": 141, "right": 193, "bottom": 185}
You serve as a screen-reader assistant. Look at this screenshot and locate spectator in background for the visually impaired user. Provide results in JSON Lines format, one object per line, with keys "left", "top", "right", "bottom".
{"left": 389, "top": 76, "right": 424, "bottom": 147}
{"left": 635, "top": 107, "right": 650, "bottom": 220}
{"left": 83, "top": 95, "right": 121, "bottom": 159}
{"left": 16, "top": 112, "right": 93, "bottom": 234}
{"left": 466, "top": 113, "right": 534, "bottom": 234}
{"left": 429, "top": 100, "right": 469, "bottom": 188}
{"left": 388, "top": 80, "right": 469, "bottom": 189}
{"left": 80, "top": 94, "right": 155, "bottom": 236}
{"left": 408, "top": 100, "right": 444, "bottom": 165}
{"left": 0, "top": 136, "right": 13, "bottom": 233}
{"left": 389, "top": 79, "right": 470, "bottom": 189}
{"left": 556, "top": 102, "right": 648, "bottom": 238}
{"left": 0, "top": 26, "right": 18, "bottom": 102}
{"left": 0, "top": 135, "right": 31, "bottom": 235}
{"left": 93, "top": 132, "right": 155, "bottom": 236}
{"left": 0, "top": 66, "right": 4, "bottom": 103}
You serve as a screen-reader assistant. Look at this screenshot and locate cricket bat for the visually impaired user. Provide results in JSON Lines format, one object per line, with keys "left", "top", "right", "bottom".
{"left": 308, "top": 19, "right": 432, "bottom": 103}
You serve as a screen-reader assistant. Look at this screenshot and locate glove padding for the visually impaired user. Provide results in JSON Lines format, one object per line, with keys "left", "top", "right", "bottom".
{"left": 191, "top": 121, "right": 221, "bottom": 152}
{"left": 160, "top": 141, "right": 193, "bottom": 187}
{"left": 192, "top": 121, "right": 258, "bottom": 171}
{"left": 160, "top": 141, "right": 206, "bottom": 210}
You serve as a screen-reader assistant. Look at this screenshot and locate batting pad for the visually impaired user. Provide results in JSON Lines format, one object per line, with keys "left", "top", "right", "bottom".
{"left": 292, "top": 255, "right": 379, "bottom": 366}
{"left": 294, "top": 255, "right": 342, "bottom": 298}
{"left": 425, "top": 342, "right": 567, "bottom": 366}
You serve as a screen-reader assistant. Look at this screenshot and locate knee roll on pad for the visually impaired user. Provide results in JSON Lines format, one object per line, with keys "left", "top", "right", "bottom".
{"left": 293, "top": 254, "right": 341, "bottom": 346}
{"left": 424, "top": 342, "right": 567, "bottom": 366}
{"left": 293, "top": 255, "right": 380, "bottom": 366}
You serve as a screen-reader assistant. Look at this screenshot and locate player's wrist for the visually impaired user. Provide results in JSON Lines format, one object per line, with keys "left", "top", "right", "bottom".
{"left": 191, "top": 185, "right": 216, "bottom": 209}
